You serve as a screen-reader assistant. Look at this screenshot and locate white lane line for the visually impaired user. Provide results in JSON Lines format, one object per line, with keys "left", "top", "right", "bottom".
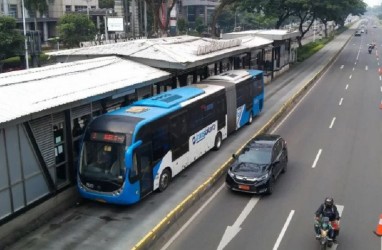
{"left": 380, "top": 76, "right": 382, "bottom": 81}
{"left": 272, "top": 210, "right": 295, "bottom": 250}
{"left": 339, "top": 98, "right": 343, "bottom": 106}
{"left": 355, "top": 61, "right": 357, "bottom": 65}
{"left": 380, "top": 86, "right": 382, "bottom": 92}
{"left": 345, "top": 84, "right": 349, "bottom": 90}
{"left": 349, "top": 75, "right": 352, "bottom": 79}
{"left": 366, "top": 65, "right": 368, "bottom": 71}
{"left": 336, "top": 205, "right": 344, "bottom": 217}
{"left": 378, "top": 62, "right": 380, "bottom": 66}
{"left": 160, "top": 184, "right": 226, "bottom": 250}
{"left": 352, "top": 67, "right": 355, "bottom": 71}
{"left": 340, "top": 65, "right": 344, "bottom": 69}
{"left": 312, "top": 149, "right": 322, "bottom": 168}
{"left": 329, "top": 117, "right": 336, "bottom": 129}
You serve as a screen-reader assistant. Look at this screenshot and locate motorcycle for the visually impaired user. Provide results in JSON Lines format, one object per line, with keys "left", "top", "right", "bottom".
{"left": 315, "top": 216, "right": 333, "bottom": 249}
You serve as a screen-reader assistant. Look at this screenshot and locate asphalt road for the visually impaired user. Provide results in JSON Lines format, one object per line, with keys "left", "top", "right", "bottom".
{"left": 3, "top": 24, "right": 362, "bottom": 250}
{"left": 157, "top": 24, "right": 382, "bottom": 250}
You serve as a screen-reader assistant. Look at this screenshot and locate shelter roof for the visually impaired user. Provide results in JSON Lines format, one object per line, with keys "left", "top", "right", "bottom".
{"left": 0, "top": 56, "right": 170, "bottom": 125}
{"left": 47, "top": 35, "right": 273, "bottom": 70}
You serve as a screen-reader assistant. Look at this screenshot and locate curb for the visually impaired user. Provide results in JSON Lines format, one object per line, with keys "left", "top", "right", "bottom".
{"left": 132, "top": 33, "right": 353, "bottom": 250}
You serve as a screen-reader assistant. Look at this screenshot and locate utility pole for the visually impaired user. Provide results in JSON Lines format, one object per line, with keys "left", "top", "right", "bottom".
{"left": 21, "top": 0, "right": 29, "bottom": 69}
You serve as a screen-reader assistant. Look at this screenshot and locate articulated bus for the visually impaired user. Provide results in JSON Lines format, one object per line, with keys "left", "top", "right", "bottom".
{"left": 78, "top": 69, "right": 264, "bottom": 204}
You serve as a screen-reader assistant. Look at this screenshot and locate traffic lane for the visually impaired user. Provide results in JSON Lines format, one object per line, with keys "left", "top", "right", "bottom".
{"left": 161, "top": 184, "right": 259, "bottom": 250}
{"left": 277, "top": 46, "right": 382, "bottom": 249}
{"left": 226, "top": 43, "right": 362, "bottom": 249}
{"left": 329, "top": 62, "right": 382, "bottom": 249}
{"left": 221, "top": 36, "right": 380, "bottom": 249}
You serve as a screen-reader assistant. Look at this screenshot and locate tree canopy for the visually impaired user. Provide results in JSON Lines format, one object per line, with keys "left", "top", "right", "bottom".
{"left": 0, "top": 16, "right": 23, "bottom": 60}
{"left": 211, "top": 0, "right": 367, "bottom": 38}
{"left": 99, "top": 0, "right": 115, "bottom": 9}
{"left": 57, "top": 14, "right": 96, "bottom": 48}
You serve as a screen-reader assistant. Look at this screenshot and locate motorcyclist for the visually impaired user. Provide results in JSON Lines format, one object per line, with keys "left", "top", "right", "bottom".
{"left": 314, "top": 197, "right": 340, "bottom": 242}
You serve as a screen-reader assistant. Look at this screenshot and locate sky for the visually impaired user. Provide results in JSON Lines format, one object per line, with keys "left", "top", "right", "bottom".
{"left": 364, "top": 0, "right": 381, "bottom": 7}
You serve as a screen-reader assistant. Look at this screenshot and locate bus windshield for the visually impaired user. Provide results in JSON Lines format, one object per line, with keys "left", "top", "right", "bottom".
{"left": 79, "top": 141, "right": 125, "bottom": 183}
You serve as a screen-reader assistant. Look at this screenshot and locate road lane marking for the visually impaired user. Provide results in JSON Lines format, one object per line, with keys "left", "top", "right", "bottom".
{"left": 380, "top": 76, "right": 382, "bottom": 81}
{"left": 160, "top": 184, "right": 226, "bottom": 250}
{"left": 339, "top": 98, "right": 343, "bottom": 106}
{"left": 272, "top": 210, "right": 295, "bottom": 250}
{"left": 217, "top": 197, "right": 259, "bottom": 250}
{"left": 366, "top": 65, "right": 368, "bottom": 71}
{"left": 349, "top": 75, "right": 352, "bottom": 79}
{"left": 380, "top": 86, "right": 382, "bottom": 92}
{"left": 329, "top": 117, "right": 336, "bottom": 129}
{"left": 345, "top": 84, "right": 349, "bottom": 90}
{"left": 352, "top": 67, "right": 355, "bottom": 71}
{"left": 340, "top": 65, "right": 344, "bottom": 69}
{"left": 354, "top": 62, "right": 357, "bottom": 65}
{"left": 336, "top": 205, "right": 344, "bottom": 217}
{"left": 312, "top": 149, "right": 322, "bottom": 168}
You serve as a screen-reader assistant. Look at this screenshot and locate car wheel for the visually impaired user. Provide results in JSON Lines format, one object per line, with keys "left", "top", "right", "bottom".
{"left": 213, "top": 132, "right": 223, "bottom": 150}
{"left": 266, "top": 176, "right": 275, "bottom": 195}
{"left": 281, "top": 162, "right": 287, "bottom": 174}
{"left": 158, "top": 168, "right": 171, "bottom": 192}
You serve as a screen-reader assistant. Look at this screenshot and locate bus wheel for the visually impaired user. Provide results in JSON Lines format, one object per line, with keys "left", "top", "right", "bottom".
{"left": 214, "top": 132, "right": 223, "bottom": 150}
{"left": 158, "top": 169, "right": 171, "bottom": 192}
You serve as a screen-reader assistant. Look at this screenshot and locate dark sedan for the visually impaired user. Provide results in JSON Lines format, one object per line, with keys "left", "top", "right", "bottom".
{"left": 225, "top": 134, "right": 288, "bottom": 195}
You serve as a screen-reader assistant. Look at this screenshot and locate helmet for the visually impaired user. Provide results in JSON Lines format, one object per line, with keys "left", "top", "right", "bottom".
{"left": 324, "top": 197, "right": 334, "bottom": 208}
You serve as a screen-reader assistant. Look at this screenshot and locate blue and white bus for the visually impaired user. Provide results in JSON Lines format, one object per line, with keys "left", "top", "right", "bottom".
{"left": 78, "top": 69, "right": 264, "bottom": 204}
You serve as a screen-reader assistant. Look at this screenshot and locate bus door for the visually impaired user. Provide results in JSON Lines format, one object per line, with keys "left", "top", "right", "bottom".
{"left": 136, "top": 143, "right": 153, "bottom": 197}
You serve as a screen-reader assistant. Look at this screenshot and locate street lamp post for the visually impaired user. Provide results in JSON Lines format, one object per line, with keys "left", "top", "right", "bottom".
{"left": 21, "top": 0, "right": 29, "bottom": 69}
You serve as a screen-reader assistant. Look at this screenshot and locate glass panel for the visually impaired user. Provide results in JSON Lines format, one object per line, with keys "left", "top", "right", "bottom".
{"left": 80, "top": 142, "right": 125, "bottom": 180}
{"left": 0, "top": 189, "right": 11, "bottom": 220}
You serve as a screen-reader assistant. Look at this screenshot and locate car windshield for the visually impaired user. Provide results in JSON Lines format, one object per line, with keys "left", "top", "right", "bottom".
{"left": 236, "top": 148, "right": 271, "bottom": 167}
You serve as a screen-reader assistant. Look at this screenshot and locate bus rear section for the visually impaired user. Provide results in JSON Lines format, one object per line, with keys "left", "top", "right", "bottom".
{"left": 202, "top": 69, "right": 264, "bottom": 134}
{"left": 77, "top": 85, "right": 228, "bottom": 204}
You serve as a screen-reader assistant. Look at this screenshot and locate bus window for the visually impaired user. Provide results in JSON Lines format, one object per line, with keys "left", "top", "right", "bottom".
{"left": 170, "top": 112, "right": 189, "bottom": 160}
{"left": 152, "top": 119, "right": 170, "bottom": 162}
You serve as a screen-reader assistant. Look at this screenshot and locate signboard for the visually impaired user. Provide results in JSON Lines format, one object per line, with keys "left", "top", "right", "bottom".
{"left": 107, "top": 17, "right": 124, "bottom": 32}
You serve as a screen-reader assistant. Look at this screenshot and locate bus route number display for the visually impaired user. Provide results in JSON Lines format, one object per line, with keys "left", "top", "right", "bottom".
{"left": 91, "top": 132, "right": 125, "bottom": 143}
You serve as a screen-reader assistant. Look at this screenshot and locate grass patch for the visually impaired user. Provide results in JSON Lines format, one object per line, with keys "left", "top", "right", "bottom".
{"left": 1, "top": 54, "right": 50, "bottom": 71}
{"left": 297, "top": 26, "right": 348, "bottom": 62}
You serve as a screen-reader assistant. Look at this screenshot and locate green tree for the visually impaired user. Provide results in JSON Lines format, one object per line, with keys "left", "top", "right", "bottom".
{"left": 177, "top": 18, "right": 188, "bottom": 34}
{"left": 195, "top": 17, "right": 206, "bottom": 34}
{"left": 57, "top": 14, "right": 96, "bottom": 48}
{"left": 24, "top": 0, "right": 48, "bottom": 30}
{"left": 0, "top": 16, "right": 23, "bottom": 61}
{"left": 99, "top": 0, "right": 115, "bottom": 9}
